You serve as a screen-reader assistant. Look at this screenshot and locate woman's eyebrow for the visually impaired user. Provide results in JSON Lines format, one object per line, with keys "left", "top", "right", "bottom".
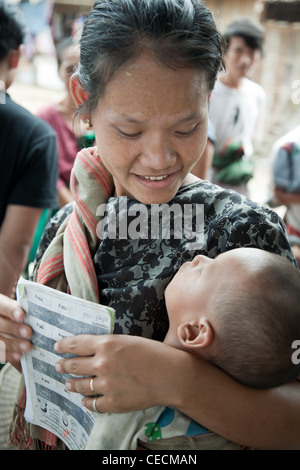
{"left": 116, "top": 111, "right": 203, "bottom": 125}
{"left": 173, "top": 112, "right": 203, "bottom": 125}
{"left": 118, "top": 114, "right": 144, "bottom": 124}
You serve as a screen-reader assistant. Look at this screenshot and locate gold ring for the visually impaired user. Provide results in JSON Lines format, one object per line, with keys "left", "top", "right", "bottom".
{"left": 90, "top": 377, "right": 95, "bottom": 394}
{"left": 92, "top": 398, "right": 101, "bottom": 414}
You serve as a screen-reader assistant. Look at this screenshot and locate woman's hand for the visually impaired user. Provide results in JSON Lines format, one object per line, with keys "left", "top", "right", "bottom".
{"left": 54, "top": 333, "right": 300, "bottom": 449}
{"left": 0, "top": 293, "right": 32, "bottom": 371}
{"left": 54, "top": 334, "right": 185, "bottom": 413}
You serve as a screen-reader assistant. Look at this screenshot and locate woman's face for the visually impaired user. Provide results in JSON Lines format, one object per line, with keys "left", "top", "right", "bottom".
{"left": 59, "top": 45, "right": 80, "bottom": 93}
{"left": 92, "top": 53, "right": 210, "bottom": 204}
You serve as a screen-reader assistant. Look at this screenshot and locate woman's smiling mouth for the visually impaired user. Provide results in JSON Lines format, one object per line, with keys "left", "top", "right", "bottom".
{"left": 143, "top": 175, "right": 168, "bottom": 181}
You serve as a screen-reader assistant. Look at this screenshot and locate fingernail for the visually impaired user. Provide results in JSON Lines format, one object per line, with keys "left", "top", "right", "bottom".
{"left": 65, "top": 381, "right": 72, "bottom": 391}
{"left": 19, "top": 326, "right": 30, "bottom": 338}
{"left": 54, "top": 342, "right": 58, "bottom": 352}
{"left": 55, "top": 362, "right": 62, "bottom": 373}
{"left": 12, "top": 309, "right": 23, "bottom": 322}
{"left": 19, "top": 342, "right": 29, "bottom": 352}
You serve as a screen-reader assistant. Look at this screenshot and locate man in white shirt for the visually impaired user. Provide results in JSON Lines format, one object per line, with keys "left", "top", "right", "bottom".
{"left": 209, "top": 18, "right": 266, "bottom": 196}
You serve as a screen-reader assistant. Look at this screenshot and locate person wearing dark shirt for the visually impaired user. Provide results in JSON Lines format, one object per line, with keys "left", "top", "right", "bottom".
{"left": 0, "top": 0, "right": 58, "bottom": 297}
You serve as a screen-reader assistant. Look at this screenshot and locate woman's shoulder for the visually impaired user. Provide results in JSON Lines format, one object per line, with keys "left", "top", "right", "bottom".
{"left": 177, "top": 178, "right": 287, "bottom": 228}
{"left": 175, "top": 179, "right": 246, "bottom": 207}
{"left": 177, "top": 179, "right": 269, "bottom": 214}
{"left": 175, "top": 179, "right": 296, "bottom": 264}
{"left": 174, "top": 179, "right": 275, "bottom": 231}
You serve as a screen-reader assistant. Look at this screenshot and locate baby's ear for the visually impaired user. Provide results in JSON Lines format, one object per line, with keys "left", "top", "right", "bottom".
{"left": 177, "top": 318, "right": 214, "bottom": 350}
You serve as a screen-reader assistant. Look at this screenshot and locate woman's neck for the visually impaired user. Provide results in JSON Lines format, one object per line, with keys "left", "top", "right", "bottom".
{"left": 182, "top": 173, "right": 201, "bottom": 186}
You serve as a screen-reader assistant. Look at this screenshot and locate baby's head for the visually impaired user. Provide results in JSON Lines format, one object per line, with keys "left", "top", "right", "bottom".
{"left": 164, "top": 248, "right": 300, "bottom": 389}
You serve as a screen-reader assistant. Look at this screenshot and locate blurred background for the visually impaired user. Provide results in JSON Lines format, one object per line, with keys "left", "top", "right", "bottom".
{"left": 7, "top": 0, "right": 300, "bottom": 205}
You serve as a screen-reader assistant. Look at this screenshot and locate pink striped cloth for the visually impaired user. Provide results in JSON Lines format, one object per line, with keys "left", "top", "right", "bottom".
{"left": 36, "top": 146, "right": 113, "bottom": 301}
{"left": 9, "top": 147, "right": 114, "bottom": 449}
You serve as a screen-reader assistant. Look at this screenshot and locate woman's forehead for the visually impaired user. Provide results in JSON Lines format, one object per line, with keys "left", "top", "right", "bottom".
{"left": 98, "top": 53, "right": 210, "bottom": 116}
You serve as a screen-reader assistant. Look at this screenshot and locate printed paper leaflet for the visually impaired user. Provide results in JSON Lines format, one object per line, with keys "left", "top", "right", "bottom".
{"left": 17, "top": 277, "right": 115, "bottom": 450}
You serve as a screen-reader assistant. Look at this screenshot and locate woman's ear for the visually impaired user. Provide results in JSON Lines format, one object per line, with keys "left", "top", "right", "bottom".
{"left": 177, "top": 318, "right": 214, "bottom": 351}
{"left": 69, "top": 73, "right": 89, "bottom": 113}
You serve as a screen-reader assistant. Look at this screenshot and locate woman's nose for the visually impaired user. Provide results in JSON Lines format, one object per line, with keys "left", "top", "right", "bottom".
{"left": 140, "top": 134, "right": 177, "bottom": 169}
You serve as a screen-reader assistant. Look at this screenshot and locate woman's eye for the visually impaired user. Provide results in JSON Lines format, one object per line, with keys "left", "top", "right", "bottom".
{"left": 175, "top": 123, "right": 200, "bottom": 137}
{"left": 117, "top": 128, "right": 142, "bottom": 138}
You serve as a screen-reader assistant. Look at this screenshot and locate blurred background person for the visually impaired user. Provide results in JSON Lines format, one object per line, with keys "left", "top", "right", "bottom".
{"left": 37, "top": 37, "right": 94, "bottom": 210}
{"left": 0, "top": 0, "right": 58, "bottom": 297}
{"left": 208, "top": 17, "right": 266, "bottom": 196}
{"left": 270, "top": 125, "right": 300, "bottom": 266}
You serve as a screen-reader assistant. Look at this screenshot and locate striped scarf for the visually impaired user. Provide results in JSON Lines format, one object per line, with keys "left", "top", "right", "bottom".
{"left": 9, "top": 147, "right": 114, "bottom": 449}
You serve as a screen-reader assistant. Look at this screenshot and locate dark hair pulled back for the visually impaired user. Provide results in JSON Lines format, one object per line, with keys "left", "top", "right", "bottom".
{"left": 77, "top": 0, "right": 224, "bottom": 116}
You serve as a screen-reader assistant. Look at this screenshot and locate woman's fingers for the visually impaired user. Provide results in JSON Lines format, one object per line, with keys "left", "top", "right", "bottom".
{"left": 0, "top": 293, "right": 24, "bottom": 323}
{"left": 0, "top": 314, "right": 31, "bottom": 340}
{"left": 0, "top": 294, "right": 32, "bottom": 365}
{"left": 82, "top": 395, "right": 105, "bottom": 414}
{"left": 54, "top": 334, "right": 180, "bottom": 413}
{"left": 55, "top": 354, "right": 96, "bottom": 377}
{"left": 54, "top": 334, "right": 99, "bottom": 357}
{"left": 0, "top": 329, "right": 32, "bottom": 364}
{"left": 65, "top": 375, "right": 99, "bottom": 397}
